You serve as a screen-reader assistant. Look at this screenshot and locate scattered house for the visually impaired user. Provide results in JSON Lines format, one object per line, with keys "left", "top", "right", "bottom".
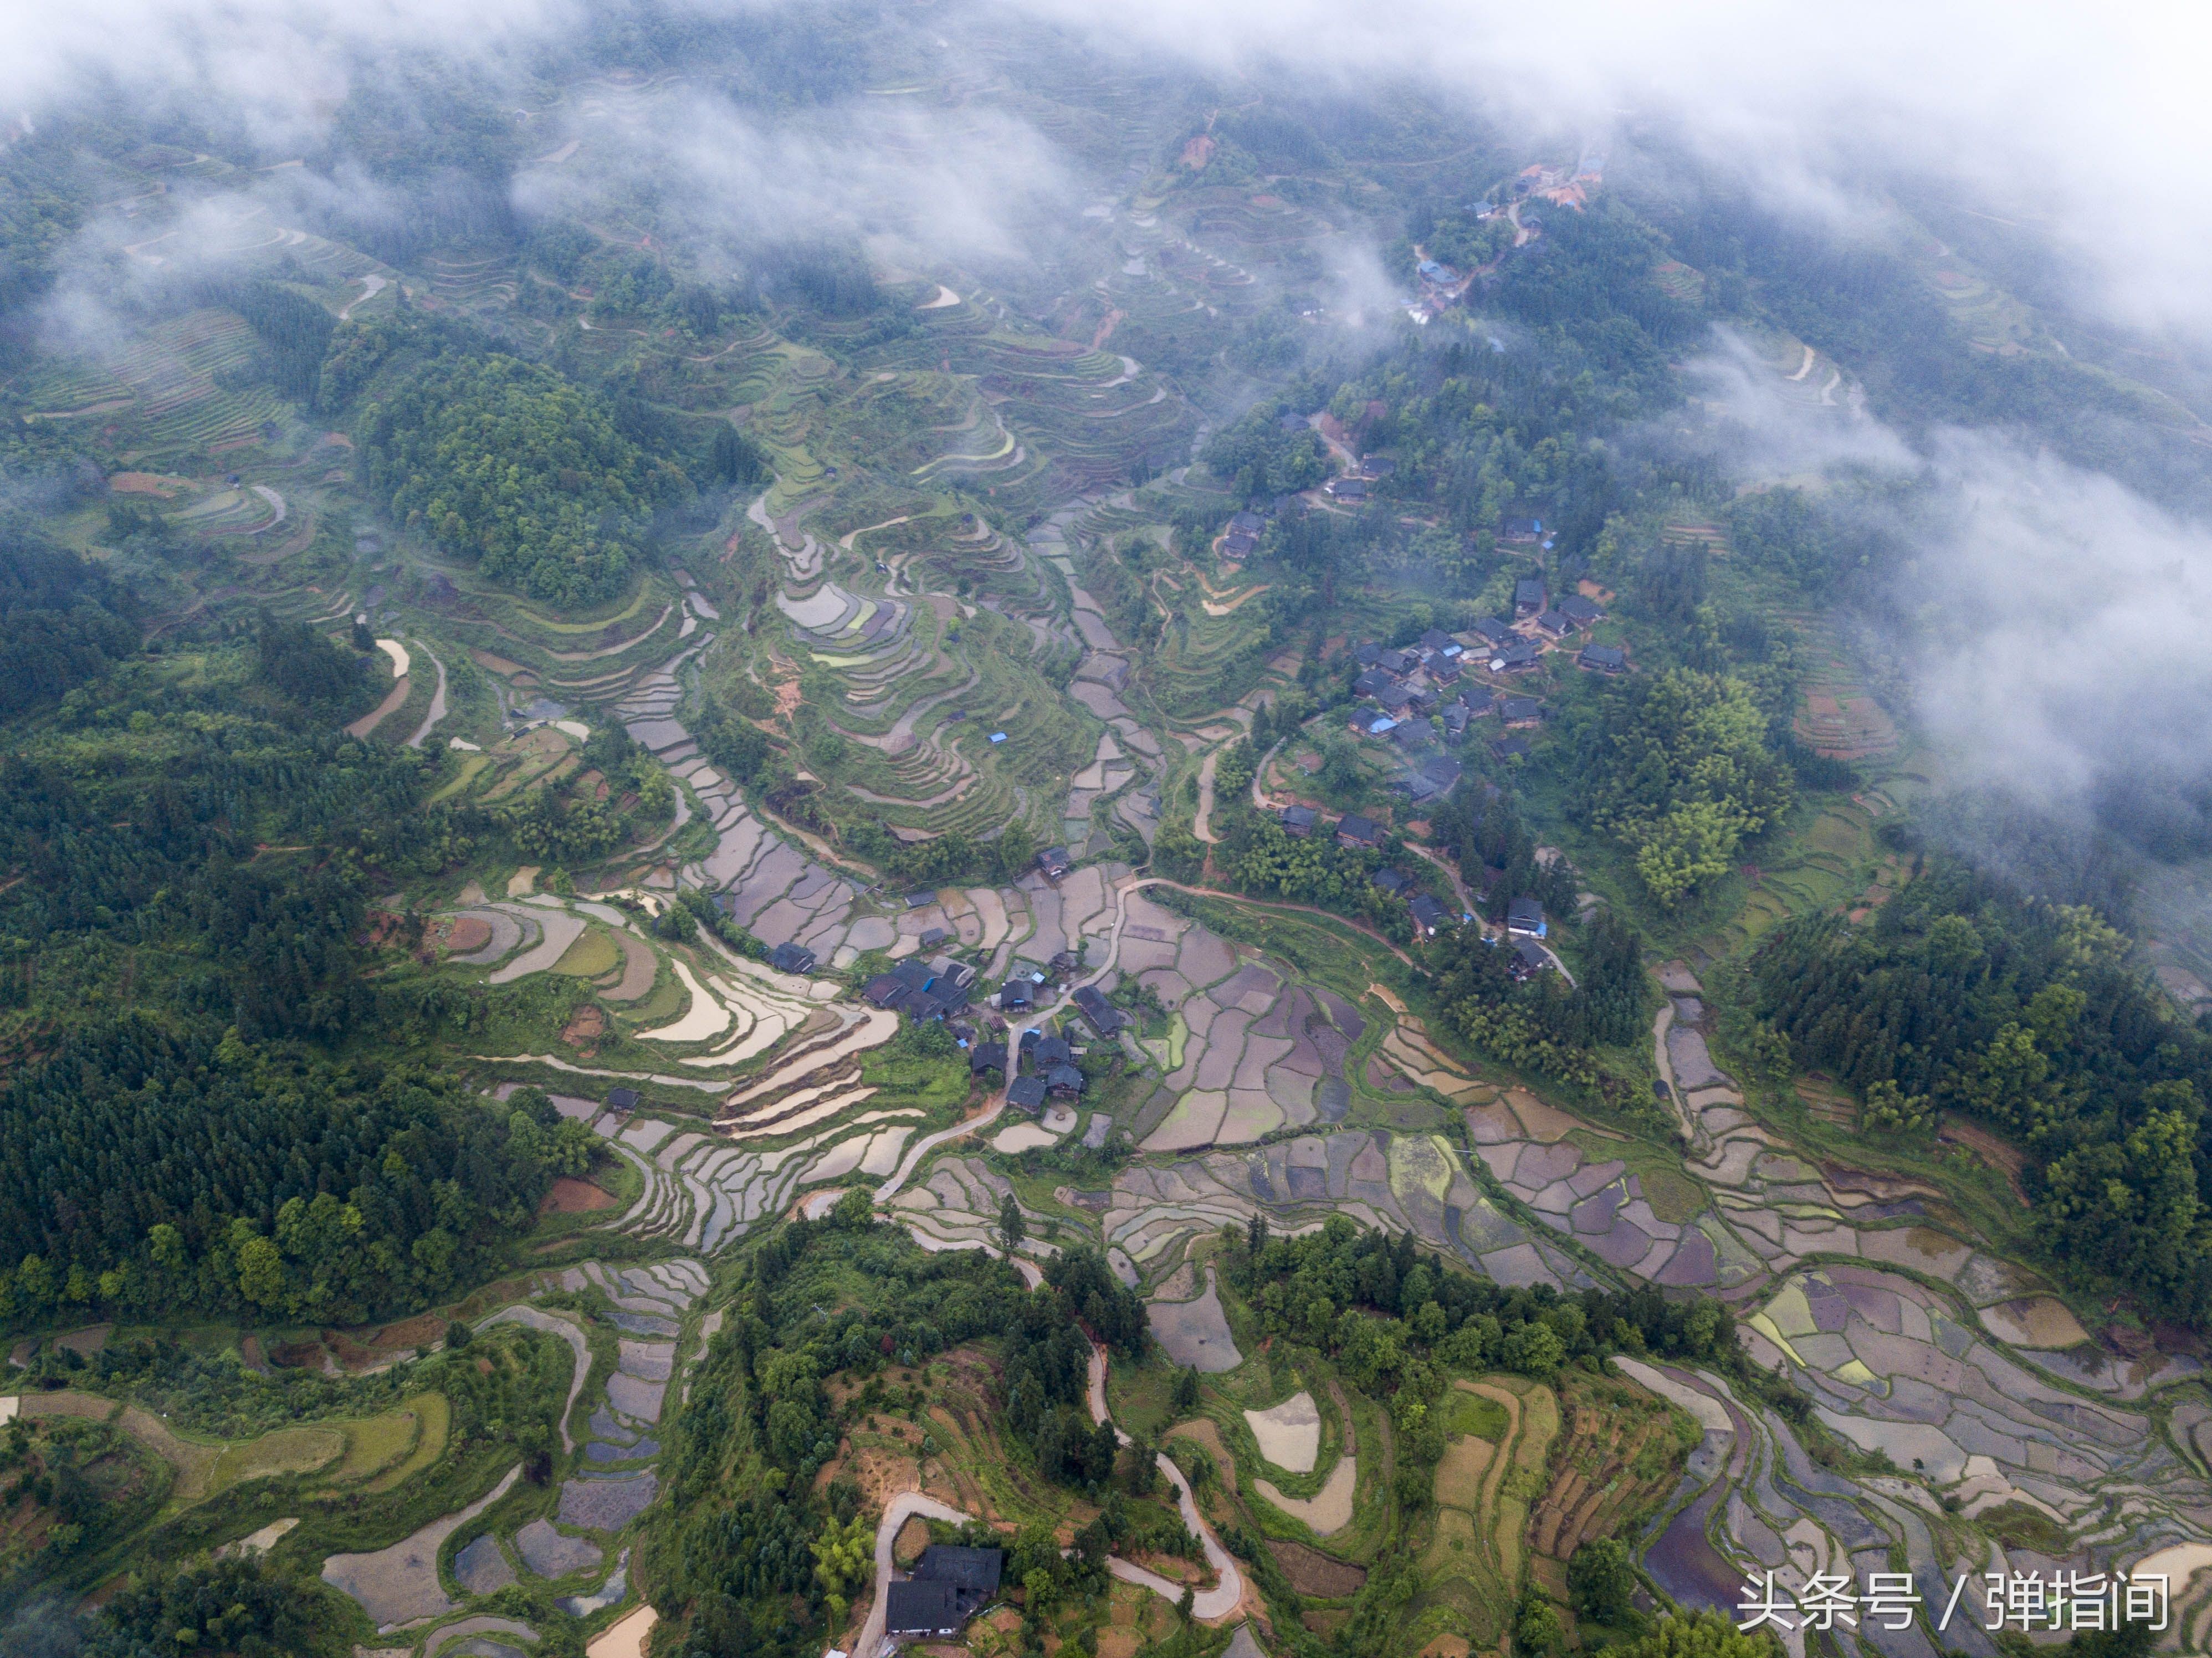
{"left": 1007, "top": 1076, "right": 1048, "bottom": 1113}
{"left": 1534, "top": 608, "right": 1575, "bottom": 638}
{"left": 864, "top": 975, "right": 912, "bottom": 1011}
{"left": 1502, "top": 516, "right": 1543, "bottom": 543}
{"left": 1046, "top": 1063, "right": 1086, "bottom": 1097}
{"left": 970, "top": 1041, "right": 1008, "bottom": 1076}
{"left": 1507, "top": 895, "right": 1548, "bottom": 938}
{"left": 1389, "top": 719, "right": 1433, "bottom": 753}
{"left": 904, "top": 891, "right": 939, "bottom": 909}
{"left": 1033, "top": 1035, "right": 1073, "bottom": 1071}
{"left": 1281, "top": 804, "right": 1319, "bottom": 837}
{"left": 1416, "top": 258, "right": 1460, "bottom": 284}
{"left": 1360, "top": 454, "right": 1397, "bottom": 479}
{"left": 1048, "top": 949, "right": 1083, "bottom": 980}
{"left": 1559, "top": 594, "right": 1602, "bottom": 627}
{"left": 1492, "top": 735, "right": 1532, "bottom": 762}
{"left": 1223, "top": 529, "right": 1259, "bottom": 557}
{"left": 1514, "top": 577, "right": 1548, "bottom": 617}
{"left": 1000, "top": 978, "right": 1035, "bottom": 1013}
{"left": 1489, "top": 639, "right": 1543, "bottom": 674}
{"left": 885, "top": 1581, "right": 965, "bottom": 1641}
{"left": 1430, "top": 656, "right": 1462, "bottom": 685}
{"left": 929, "top": 956, "right": 978, "bottom": 992}
{"left": 1351, "top": 712, "right": 1398, "bottom": 739}
{"left": 1324, "top": 476, "right": 1369, "bottom": 503}
{"left": 1410, "top": 894, "right": 1450, "bottom": 938}
{"left": 1579, "top": 643, "right": 1628, "bottom": 674}
{"left": 1442, "top": 703, "right": 1471, "bottom": 738}
{"left": 1422, "top": 755, "right": 1464, "bottom": 792}
{"left": 1419, "top": 628, "right": 1458, "bottom": 657}
{"left": 1337, "top": 813, "right": 1383, "bottom": 848}
{"left": 1502, "top": 697, "right": 1544, "bottom": 726}
{"left": 1072, "top": 985, "right": 1133, "bottom": 1036}
{"left": 1229, "top": 510, "right": 1267, "bottom": 535}
{"left": 1399, "top": 772, "right": 1442, "bottom": 805}
{"left": 1509, "top": 938, "right": 1553, "bottom": 982}
{"left": 1278, "top": 411, "right": 1311, "bottom": 433}
{"left": 770, "top": 941, "right": 818, "bottom": 976}
{"left": 912, "top": 1546, "right": 1002, "bottom": 1618}
{"left": 1373, "top": 867, "right": 1411, "bottom": 895}
{"left": 1037, "top": 846, "right": 1073, "bottom": 883}
{"left": 605, "top": 1086, "right": 640, "bottom": 1115}
{"left": 918, "top": 926, "right": 951, "bottom": 951}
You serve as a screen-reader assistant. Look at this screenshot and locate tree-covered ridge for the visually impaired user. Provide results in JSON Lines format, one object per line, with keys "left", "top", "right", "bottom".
{"left": 359, "top": 349, "right": 689, "bottom": 605}
{"left": 0, "top": 561, "right": 595, "bottom": 1328}
{"left": 1750, "top": 864, "right": 2212, "bottom": 1318}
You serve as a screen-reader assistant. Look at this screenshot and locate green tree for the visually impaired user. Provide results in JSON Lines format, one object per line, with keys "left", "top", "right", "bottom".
{"left": 1171, "top": 1365, "right": 1201, "bottom": 1415}
{"left": 1568, "top": 668, "right": 1795, "bottom": 908}
{"left": 997, "top": 1193, "right": 1026, "bottom": 1257}
{"left": 1569, "top": 1536, "right": 1636, "bottom": 1622}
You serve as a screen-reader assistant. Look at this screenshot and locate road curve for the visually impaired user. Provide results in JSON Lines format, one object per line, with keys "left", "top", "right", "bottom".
{"left": 875, "top": 1086, "right": 1008, "bottom": 1204}
{"left": 1085, "top": 1344, "right": 1244, "bottom": 1619}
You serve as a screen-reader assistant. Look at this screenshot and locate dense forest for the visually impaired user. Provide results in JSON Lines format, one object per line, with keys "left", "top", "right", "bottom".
{"left": 0, "top": 546, "right": 596, "bottom": 1325}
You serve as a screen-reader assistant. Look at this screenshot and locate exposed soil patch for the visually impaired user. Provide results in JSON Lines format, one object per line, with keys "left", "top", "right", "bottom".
{"left": 561, "top": 1004, "right": 606, "bottom": 1051}
{"left": 1266, "top": 1537, "right": 1367, "bottom": 1596}
{"left": 1938, "top": 1118, "right": 2029, "bottom": 1201}
{"left": 540, "top": 1177, "right": 618, "bottom": 1215}
{"left": 438, "top": 917, "right": 493, "bottom": 954}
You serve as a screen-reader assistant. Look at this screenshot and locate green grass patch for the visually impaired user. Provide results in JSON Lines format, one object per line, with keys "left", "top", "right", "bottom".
{"left": 365, "top": 1393, "right": 449, "bottom": 1492}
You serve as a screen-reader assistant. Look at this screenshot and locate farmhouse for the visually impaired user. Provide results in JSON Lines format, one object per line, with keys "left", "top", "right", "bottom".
{"left": 999, "top": 978, "right": 1035, "bottom": 1013}
{"left": 1579, "top": 643, "right": 1627, "bottom": 674}
{"left": 1280, "top": 804, "right": 1318, "bottom": 837}
{"left": 1372, "top": 867, "right": 1410, "bottom": 895}
{"left": 1507, "top": 895, "right": 1548, "bottom": 938}
{"left": 1559, "top": 593, "right": 1602, "bottom": 627}
{"left": 1533, "top": 608, "right": 1575, "bottom": 638}
{"left": 1489, "top": 640, "right": 1543, "bottom": 674}
{"left": 1501, "top": 697, "right": 1544, "bottom": 726}
{"left": 1324, "top": 476, "right": 1369, "bottom": 502}
{"left": 769, "top": 941, "right": 817, "bottom": 976}
{"left": 1410, "top": 894, "right": 1450, "bottom": 938}
{"left": 970, "top": 1042, "right": 1008, "bottom": 1076}
{"left": 1072, "top": 984, "right": 1131, "bottom": 1035}
{"left": 1006, "top": 1076, "right": 1048, "bottom": 1114}
{"left": 1513, "top": 577, "right": 1548, "bottom": 617}
{"left": 1509, "top": 938, "right": 1553, "bottom": 982}
{"left": 1046, "top": 1063, "right": 1086, "bottom": 1097}
{"left": 1037, "top": 845, "right": 1073, "bottom": 883}
{"left": 1491, "top": 735, "right": 1532, "bottom": 761}
{"left": 887, "top": 1546, "right": 1003, "bottom": 1641}
{"left": 1336, "top": 814, "right": 1382, "bottom": 848}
